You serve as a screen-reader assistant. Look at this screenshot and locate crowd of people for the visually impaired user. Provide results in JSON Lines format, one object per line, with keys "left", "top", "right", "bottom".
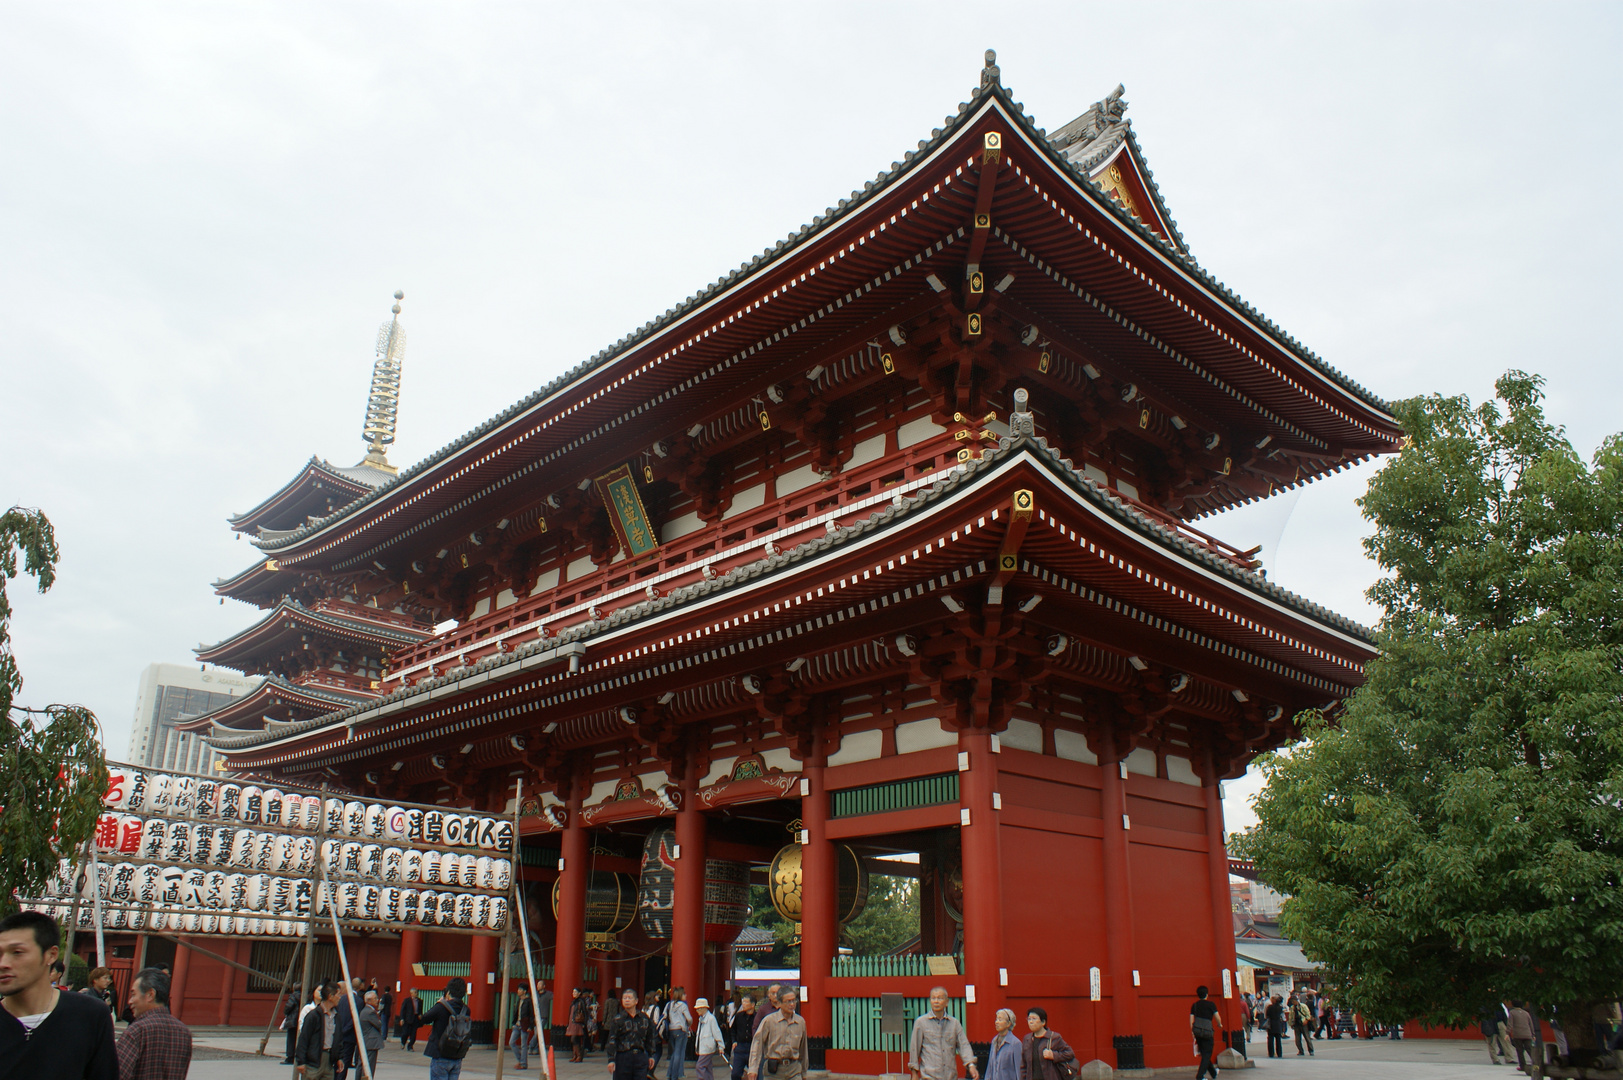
{"left": 0, "top": 910, "right": 192, "bottom": 1080}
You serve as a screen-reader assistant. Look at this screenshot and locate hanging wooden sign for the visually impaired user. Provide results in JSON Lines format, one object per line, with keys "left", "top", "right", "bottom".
{"left": 595, "top": 464, "right": 660, "bottom": 558}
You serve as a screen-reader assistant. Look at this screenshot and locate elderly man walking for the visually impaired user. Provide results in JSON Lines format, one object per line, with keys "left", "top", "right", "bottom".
{"left": 358, "top": 990, "right": 386, "bottom": 1078}
{"left": 747, "top": 988, "right": 809, "bottom": 1080}
{"left": 909, "top": 988, "right": 979, "bottom": 1080}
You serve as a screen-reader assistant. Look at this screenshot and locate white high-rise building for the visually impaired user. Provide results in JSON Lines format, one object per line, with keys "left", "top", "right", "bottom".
{"left": 128, "top": 663, "right": 261, "bottom": 773}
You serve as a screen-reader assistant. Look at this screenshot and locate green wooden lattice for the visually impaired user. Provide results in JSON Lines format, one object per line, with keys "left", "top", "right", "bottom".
{"left": 831, "top": 774, "right": 959, "bottom": 818}
{"left": 832, "top": 996, "right": 966, "bottom": 1051}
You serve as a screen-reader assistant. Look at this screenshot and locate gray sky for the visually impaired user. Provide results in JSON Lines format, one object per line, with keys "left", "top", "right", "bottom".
{"left": 4, "top": 3, "right": 1619, "bottom": 832}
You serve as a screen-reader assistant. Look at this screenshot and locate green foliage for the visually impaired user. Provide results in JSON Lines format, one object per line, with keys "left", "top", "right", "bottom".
{"left": 67, "top": 952, "right": 88, "bottom": 990}
{"left": 741, "top": 883, "right": 799, "bottom": 968}
{"left": 0, "top": 507, "right": 109, "bottom": 916}
{"left": 842, "top": 874, "right": 919, "bottom": 957}
{"left": 1236, "top": 373, "right": 1623, "bottom": 1032}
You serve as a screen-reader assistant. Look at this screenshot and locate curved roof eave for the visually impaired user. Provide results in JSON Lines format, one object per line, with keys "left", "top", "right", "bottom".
{"left": 251, "top": 70, "right": 1395, "bottom": 561}
{"left": 213, "top": 427, "right": 1373, "bottom": 756}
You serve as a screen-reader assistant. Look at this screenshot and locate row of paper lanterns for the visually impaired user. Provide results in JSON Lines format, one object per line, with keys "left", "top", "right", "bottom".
{"left": 92, "top": 816, "right": 513, "bottom": 892}
{"left": 20, "top": 901, "right": 311, "bottom": 937}
{"left": 105, "top": 768, "right": 513, "bottom": 850}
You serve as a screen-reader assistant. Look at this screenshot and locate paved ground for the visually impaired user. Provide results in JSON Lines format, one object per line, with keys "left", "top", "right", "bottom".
{"left": 171, "top": 1029, "right": 1520, "bottom": 1080}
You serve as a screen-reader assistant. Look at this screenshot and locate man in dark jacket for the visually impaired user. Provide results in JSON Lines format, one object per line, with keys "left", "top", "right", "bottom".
{"left": 608, "top": 987, "right": 660, "bottom": 1080}
{"left": 421, "top": 977, "right": 472, "bottom": 1080}
{"left": 297, "top": 982, "right": 342, "bottom": 1080}
{"left": 283, "top": 987, "right": 304, "bottom": 1064}
{"left": 726, "top": 995, "right": 756, "bottom": 1080}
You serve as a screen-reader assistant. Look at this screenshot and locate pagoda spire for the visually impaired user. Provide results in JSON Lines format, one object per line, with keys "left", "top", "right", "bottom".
{"left": 359, "top": 290, "right": 406, "bottom": 474}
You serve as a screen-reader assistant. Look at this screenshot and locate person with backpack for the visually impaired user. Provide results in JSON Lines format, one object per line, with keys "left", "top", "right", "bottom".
{"left": 421, "top": 977, "right": 474, "bottom": 1080}
{"left": 1189, "top": 986, "right": 1223, "bottom": 1080}
{"left": 1017, "top": 1007, "right": 1073, "bottom": 1080}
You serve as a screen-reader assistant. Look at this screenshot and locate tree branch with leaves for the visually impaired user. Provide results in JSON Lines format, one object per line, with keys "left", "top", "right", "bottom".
{"left": 1, "top": 507, "right": 109, "bottom": 917}
{"left": 1235, "top": 373, "right": 1623, "bottom": 1050}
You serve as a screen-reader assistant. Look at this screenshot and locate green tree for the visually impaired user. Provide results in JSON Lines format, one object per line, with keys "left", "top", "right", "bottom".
{"left": 842, "top": 874, "right": 919, "bottom": 956}
{"left": 1, "top": 508, "right": 108, "bottom": 916}
{"left": 1236, "top": 373, "right": 1623, "bottom": 1046}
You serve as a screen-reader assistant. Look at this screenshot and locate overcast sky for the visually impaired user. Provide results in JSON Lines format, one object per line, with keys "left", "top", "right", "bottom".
{"left": 3, "top": 3, "right": 1619, "bottom": 832}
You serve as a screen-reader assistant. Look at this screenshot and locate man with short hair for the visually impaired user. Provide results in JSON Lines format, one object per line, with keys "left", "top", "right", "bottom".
{"left": 358, "top": 990, "right": 385, "bottom": 1078}
{"left": 83, "top": 968, "right": 116, "bottom": 1019}
{"left": 747, "top": 988, "right": 808, "bottom": 1080}
{"left": 511, "top": 983, "right": 536, "bottom": 1070}
{"left": 908, "top": 987, "right": 977, "bottom": 1080}
{"left": 116, "top": 967, "right": 192, "bottom": 1080}
{"left": 606, "top": 987, "right": 659, "bottom": 1080}
{"left": 1188, "top": 985, "right": 1222, "bottom": 1080}
{"left": 0, "top": 910, "right": 116, "bottom": 1080}
{"left": 297, "top": 981, "right": 343, "bottom": 1080}
{"left": 751, "top": 986, "right": 781, "bottom": 1038}
{"left": 421, "top": 976, "right": 473, "bottom": 1080}
{"left": 726, "top": 995, "right": 756, "bottom": 1080}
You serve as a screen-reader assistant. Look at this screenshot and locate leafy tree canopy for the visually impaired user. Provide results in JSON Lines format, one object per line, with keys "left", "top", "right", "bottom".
{"left": 1, "top": 507, "right": 108, "bottom": 916}
{"left": 1236, "top": 373, "right": 1623, "bottom": 1037}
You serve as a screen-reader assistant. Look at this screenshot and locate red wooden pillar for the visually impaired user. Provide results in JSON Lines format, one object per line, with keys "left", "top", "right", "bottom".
{"left": 1203, "top": 759, "right": 1241, "bottom": 1035}
{"left": 958, "top": 728, "right": 1004, "bottom": 1031}
{"left": 799, "top": 750, "right": 836, "bottom": 1038}
{"left": 1099, "top": 744, "right": 1141, "bottom": 1047}
{"left": 554, "top": 794, "right": 589, "bottom": 1027}
{"left": 671, "top": 762, "right": 707, "bottom": 1000}
{"left": 397, "top": 929, "right": 423, "bottom": 994}
{"left": 170, "top": 938, "right": 192, "bottom": 1024}
{"left": 470, "top": 934, "right": 499, "bottom": 1023}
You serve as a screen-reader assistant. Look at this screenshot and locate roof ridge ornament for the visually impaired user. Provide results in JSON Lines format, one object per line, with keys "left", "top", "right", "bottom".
{"left": 980, "top": 48, "right": 1000, "bottom": 89}
{"left": 359, "top": 290, "right": 406, "bottom": 475}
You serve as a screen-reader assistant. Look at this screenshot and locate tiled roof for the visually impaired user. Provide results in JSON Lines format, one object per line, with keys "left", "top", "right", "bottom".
{"left": 253, "top": 59, "right": 1392, "bottom": 557}
{"left": 229, "top": 456, "right": 393, "bottom": 528}
{"left": 211, "top": 422, "right": 1373, "bottom": 754}
{"left": 194, "top": 598, "right": 430, "bottom": 658}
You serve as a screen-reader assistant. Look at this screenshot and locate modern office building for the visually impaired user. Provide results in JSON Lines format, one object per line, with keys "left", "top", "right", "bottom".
{"left": 128, "top": 662, "right": 260, "bottom": 773}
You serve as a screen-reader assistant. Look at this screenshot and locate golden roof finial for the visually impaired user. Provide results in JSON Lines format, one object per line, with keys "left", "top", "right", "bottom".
{"left": 360, "top": 290, "right": 405, "bottom": 474}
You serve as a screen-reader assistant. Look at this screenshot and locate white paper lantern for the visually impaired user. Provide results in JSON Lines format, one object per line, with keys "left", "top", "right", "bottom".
{"left": 360, "top": 884, "right": 381, "bottom": 921}
{"left": 492, "top": 858, "right": 512, "bottom": 891}
{"left": 422, "top": 810, "right": 445, "bottom": 845}
{"left": 454, "top": 892, "right": 475, "bottom": 928}
{"left": 218, "top": 783, "right": 243, "bottom": 821}
{"left": 126, "top": 771, "right": 150, "bottom": 812}
{"left": 365, "top": 803, "right": 387, "bottom": 839}
{"left": 165, "top": 822, "right": 192, "bottom": 862}
{"left": 244, "top": 874, "right": 265, "bottom": 911}
{"left": 419, "top": 850, "right": 441, "bottom": 886}
{"left": 109, "top": 862, "right": 137, "bottom": 902}
{"left": 274, "top": 834, "right": 298, "bottom": 873}
{"left": 282, "top": 794, "right": 303, "bottom": 831}
{"left": 470, "top": 815, "right": 493, "bottom": 850}
{"left": 320, "top": 840, "right": 340, "bottom": 874}
{"left": 272, "top": 876, "right": 295, "bottom": 914}
{"left": 417, "top": 890, "right": 438, "bottom": 925}
{"left": 325, "top": 798, "right": 346, "bottom": 834}
{"left": 264, "top": 788, "right": 286, "bottom": 827}
{"left": 173, "top": 776, "right": 197, "bottom": 814}
{"left": 241, "top": 785, "right": 264, "bottom": 825}
{"left": 180, "top": 869, "right": 207, "bottom": 907}
{"left": 203, "top": 870, "right": 228, "bottom": 909}
{"left": 341, "top": 841, "right": 363, "bottom": 878}
{"left": 118, "top": 815, "right": 145, "bottom": 856}
{"left": 296, "top": 836, "right": 317, "bottom": 873}
{"left": 201, "top": 914, "right": 219, "bottom": 934}
{"left": 405, "top": 808, "right": 425, "bottom": 843}
{"left": 104, "top": 767, "right": 130, "bottom": 809}
{"left": 439, "top": 855, "right": 460, "bottom": 888}
{"left": 149, "top": 773, "right": 174, "bottom": 812}
{"left": 473, "top": 894, "right": 491, "bottom": 928}
{"left": 159, "top": 865, "right": 185, "bottom": 904}
{"left": 137, "top": 864, "right": 163, "bottom": 903}
{"left": 495, "top": 819, "right": 515, "bottom": 852}
{"left": 227, "top": 872, "right": 249, "bottom": 911}
{"left": 254, "top": 832, "right": 278, "bottom": 873}
{"left": 127, "top": 908, "right": 148, "bottom": 931}
{"left": 183, "top": 912, "right": 202, "bottom": 933}
{"left": 344, "top": 801, "right": 367, "bottom": 837}
{"left": 459, "top": 853, "right": 478, "bottom": 887}
{"left": 382, "top": 847, "right": 404, "bottom": 883}
{"left": 194, "top": 779, "right": 220, "bottom": 819}
{"left": 380, "top": 886, "right": 400, "bottom": 921}
{"left": 442, "top": 814, "right": 465, "bottom": 847}
{"left": 339, "top": 882, "right": 361, "bottom": 919}
{"left": 230, "top": 829, "right": 256, "bottom": 869}
{"left": 402, "top": 849, "right": 423, "bottom": 883}
{"left": 399, "top": 889, "right": 419, "bottom": 925}
{"left": 304, "top": 795, "right": 324, "bottom": 830}
{"left": 360, "top": 844, "right": 383, "bottom": 880}
{"left": 140, "top": 818, "right": 167, "bottom": 860}
{"left": 385, "top": 806, "right": 407, "bottom": 840}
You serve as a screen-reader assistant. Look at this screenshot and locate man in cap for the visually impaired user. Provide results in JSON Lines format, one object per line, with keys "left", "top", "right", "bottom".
{"left": 692, "top": 998, "right": 725, "bottom": 1080}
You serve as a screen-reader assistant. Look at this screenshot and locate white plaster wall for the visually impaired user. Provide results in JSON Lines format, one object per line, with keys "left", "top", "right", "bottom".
{"left": 585, "top": 778, "right": 617, "bottom": 805}
{"left": 495, "top": 589, "right": 516, "bottom": 610}
{"left": 699, "top": 757, "right": 737, "bottom": 787}
{"left": 470, "top": 597, "right": 491, "bottom": 619}
{"left": 1054, "top": 729, "right": 1097, "bottom": 764}
{"left": 897, "top": 416, "right": 946, "bottom": 449}
{"left": 1126, "top": 747, "right": 1158, "bottom": 776}
{"left": 776, "top": 463, "right": 824, "bottom": 496}
{"left": 662, "top": 512, "right": 704, "bottom": 543}
{"left": 1167, "top": 755, "right": 1201, "bottom": 786}
{"left": 1083, "top": 463, "right": 1109, "bottom": 486}
{"left": 999, "top": 718, "right": 1044, "bottom": 754}
{"left": 760, "top": 747, "right": 802, "bottom": 773}
{"left": 723, "top": 484, "right": 766, "bottom": 519}
{"left": 827, "top": 729, "right": 883, "bottom": 767}
{"left": 895, "top": 717, "right": 958, "bottom": 753}
{"left": 847, "top": 434, "right": 887, "bottom": 469}
{"left": 566, "top": 555, "right": 596, "bottom": 581}
{"left": 530, "top": 568, "right": 560, "bottom": 596}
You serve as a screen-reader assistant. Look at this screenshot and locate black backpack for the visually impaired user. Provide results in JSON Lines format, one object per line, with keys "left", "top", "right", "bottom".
{"left": 439, "top": 999, "right": 473, "bottom": 1060}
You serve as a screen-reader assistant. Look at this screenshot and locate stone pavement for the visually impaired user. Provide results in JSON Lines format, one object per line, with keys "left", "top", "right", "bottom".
{"left": 171, "top": 1029, "right": 1518, "bottom": 1080}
